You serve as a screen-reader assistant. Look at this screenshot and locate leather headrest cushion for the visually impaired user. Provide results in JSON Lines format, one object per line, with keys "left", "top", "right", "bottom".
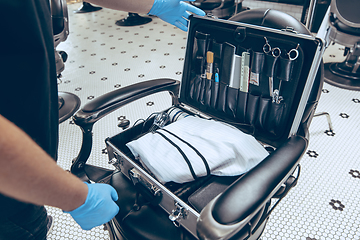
{"left": 334, "top": 0, "right": 360, "bottom": 27}
{"left": 229, "top": 8, "right": 310, "bottom": 35}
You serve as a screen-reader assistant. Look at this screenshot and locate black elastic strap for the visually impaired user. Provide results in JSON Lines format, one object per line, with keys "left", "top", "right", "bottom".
{"left": 160, "top": 128, "right": 211, "bottom": 176}
{"left": 155, "top": 130, "right": 198, "bottom": 180}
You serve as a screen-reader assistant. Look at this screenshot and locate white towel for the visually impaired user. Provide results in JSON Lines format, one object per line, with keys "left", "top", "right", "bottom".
{"left": 126, "top": 117, "right": 269, "bottom": 184}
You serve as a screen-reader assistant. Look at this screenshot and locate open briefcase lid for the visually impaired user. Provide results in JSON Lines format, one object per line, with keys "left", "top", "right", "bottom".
{"left": 178, "top": 15, "right": 325, "bottom": 147}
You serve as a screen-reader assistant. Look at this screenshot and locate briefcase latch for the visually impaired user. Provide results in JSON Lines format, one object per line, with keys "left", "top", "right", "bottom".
{"left": 281, "top": 26, "right": 298, "bottom": 34}
{"left": 169, "top": 202, "right": 188, "bottom": 227}
{"left": 129, "top": 168, "right": 163, "bottom": 204}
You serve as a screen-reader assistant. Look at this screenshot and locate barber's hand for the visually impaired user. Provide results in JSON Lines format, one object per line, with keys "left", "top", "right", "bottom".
{"left": 64, "top": 183, "right": 119, "bottom": 230}
{"left": 148, "top": 0, "right": 205, "bottom": 31}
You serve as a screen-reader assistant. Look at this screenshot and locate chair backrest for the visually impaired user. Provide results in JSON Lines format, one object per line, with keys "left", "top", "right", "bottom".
{"left": 193, "top": 0, "right": 235, "bottom": 11}
{"left": 328, "top": 0, "right": 360, "bottom": 47}
{"left": 50, "top": 0, "right": 69, "bottom": 75}
{"left": 331, "top": 0, "right": 360, "bottom": 29}
{"left": 50, "top": 0, "right": 69, "bottom": 47}
{"left": 229, "top": 9, "right": 324, "bottom": 137}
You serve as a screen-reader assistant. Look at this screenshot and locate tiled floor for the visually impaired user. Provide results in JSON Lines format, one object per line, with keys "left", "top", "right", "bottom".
{"left": 47, "top": 2, "right": 360, "bottom": 240}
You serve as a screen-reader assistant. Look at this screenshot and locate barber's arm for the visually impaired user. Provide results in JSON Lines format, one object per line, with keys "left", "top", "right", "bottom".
{"left": 0, "top": 115, "right": 119, "bottom": 230}
{"left": 86, "top": 0, "right": 205, "bottom": 31}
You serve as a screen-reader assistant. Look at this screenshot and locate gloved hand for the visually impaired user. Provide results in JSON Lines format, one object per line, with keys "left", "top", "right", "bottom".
{"left": 148, "top": 0, "right": 205, "bottom": 31}
{"left": 64, "top": 182, "right": 119, "bottom": 230}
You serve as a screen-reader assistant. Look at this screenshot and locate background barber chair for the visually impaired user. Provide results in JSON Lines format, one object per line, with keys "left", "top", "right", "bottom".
{"left": 115, "top": 13, "right": 152, "bottom": 27}
{"left": 69, "top": 8, "right": 324, "bottom": 240}
{"left": 191, "top": 0, "right": 247, "bottom": 19}
{"left": 74, "top": 1, "right": 102, "bottom": 14}
{"left": 322, "top": 0, "right": 360, "bottom": 90}
{"left": 51, "top": 0, "right": 81, "bottom": 123}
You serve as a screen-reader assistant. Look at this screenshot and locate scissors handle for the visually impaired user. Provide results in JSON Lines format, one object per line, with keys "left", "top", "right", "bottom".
{"left": 271, "top": 47, "right": 281, "bottom": 58}
{"left": 287, "top": 44, "right": 299, "bottom": 61}
{"left": 263, "top": 37, "right": 271, "bottom": 54}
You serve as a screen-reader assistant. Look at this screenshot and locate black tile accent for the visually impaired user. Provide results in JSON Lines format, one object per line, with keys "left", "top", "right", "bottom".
{"left": 306, "top": 150, "right": 318, "bottom": 158}
{"left": 349, "top": 169, "right": 360, "bottom": 179}
{"left": 324, "top": 129, "right": 335, "bottom": 136}
{"left": 102, "top": 148, "right": 108, "bottom": 154}
{"left": 339, "top": 113, "right": 349, "bottom": 118}
{"left": 322, "top": 89, "right": 329, "bottom": 93}
{"left": 329, "top": 199, "right": 345, "bottom": 211}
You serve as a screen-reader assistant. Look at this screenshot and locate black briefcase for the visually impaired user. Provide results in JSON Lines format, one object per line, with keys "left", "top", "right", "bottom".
{"left": 74, "top": 13, "right": 325, "bottom": 240}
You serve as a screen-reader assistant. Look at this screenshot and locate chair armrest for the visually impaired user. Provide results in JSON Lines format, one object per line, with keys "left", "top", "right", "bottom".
{"left": 196, "top": 135, "right": 307, "bottom": 240}
{"left": 73, "top": 78, "right": 180, "bottom": 128}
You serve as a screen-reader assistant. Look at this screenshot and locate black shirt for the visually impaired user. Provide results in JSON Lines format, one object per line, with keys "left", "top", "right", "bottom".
{"left": 0, "top": 0, "right": 59, "bottom": 216}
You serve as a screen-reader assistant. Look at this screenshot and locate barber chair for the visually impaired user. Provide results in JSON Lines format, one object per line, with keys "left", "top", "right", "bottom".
{"left": 191, "top": 0, "right": 246, "bottom": 19}
{"left": 115, "top": 13, "right": 152, "bottom": 27}
{"left": 74, "top": 2, "right": 102, "bottom": 14}
{"left": 51, "top": 0, "right": 81, "bottom": 123}
{"left": 322, "top": 0, "right": 360, "bottom": 90}
{"left": 69, "top": 8, "right": 324, "bottom": 240}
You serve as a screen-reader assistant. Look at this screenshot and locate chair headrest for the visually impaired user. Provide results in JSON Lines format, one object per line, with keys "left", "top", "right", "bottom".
{"left": 331, "top": 0, "right": 360, "bottom": 29}
{"left": 229, "top": 8, "right": 310, "bottom": 35}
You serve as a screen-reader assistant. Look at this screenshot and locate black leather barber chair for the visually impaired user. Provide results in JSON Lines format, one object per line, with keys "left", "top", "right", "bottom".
{"left": 323, "top": 0, "right": 360, "bottom": 90}
{"left": 69, "top": 8, "right": 324, "bottom": 240}
{"left": 115, "top": 13, "right": 152, "bottom": 27}
{"left": 74, "top": 2, "right": 102, "bottom": 14}
{"left": 191, "top": 0, "right": 246, "bottom": 19}
{"left": 51, "top": 0, "right": 81, "bottom": 123}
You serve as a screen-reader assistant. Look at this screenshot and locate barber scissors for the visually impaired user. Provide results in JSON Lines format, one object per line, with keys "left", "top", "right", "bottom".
{"left": 263, "top": 37, "right": 281, "bottom": 99}
{"left": 263, "top": 37, "right": 281, "bottom": 57}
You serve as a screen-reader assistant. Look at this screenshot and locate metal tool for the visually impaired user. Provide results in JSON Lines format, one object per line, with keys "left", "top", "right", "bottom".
{"left": 272, "top": 89, "right": 283, "bottom": 104}
{"left": 263, "top": 37, "right": 281, "bottom": 99}
{"left": 287, "top": 44, "right": 300, "bottom": 61}
{"left": 273, "top": 44, "right": 300, "bottom": 104}
{"left": 263, "top": 37, "right": 281, "bottom": 58}
{"left": 149, "top": 112, "right": 169, "bottom": 132}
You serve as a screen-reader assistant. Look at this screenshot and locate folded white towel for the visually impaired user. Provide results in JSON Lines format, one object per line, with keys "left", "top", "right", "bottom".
{"left": 126, "top": 117, "right": 269, "bottom": 184}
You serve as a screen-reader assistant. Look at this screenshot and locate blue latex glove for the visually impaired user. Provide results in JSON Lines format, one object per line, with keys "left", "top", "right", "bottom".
{"left": 64, "top": 182, "right": 119, "bottom": 230}
{"left": 148, "top": 0, "right": 205, "bottom": 31}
